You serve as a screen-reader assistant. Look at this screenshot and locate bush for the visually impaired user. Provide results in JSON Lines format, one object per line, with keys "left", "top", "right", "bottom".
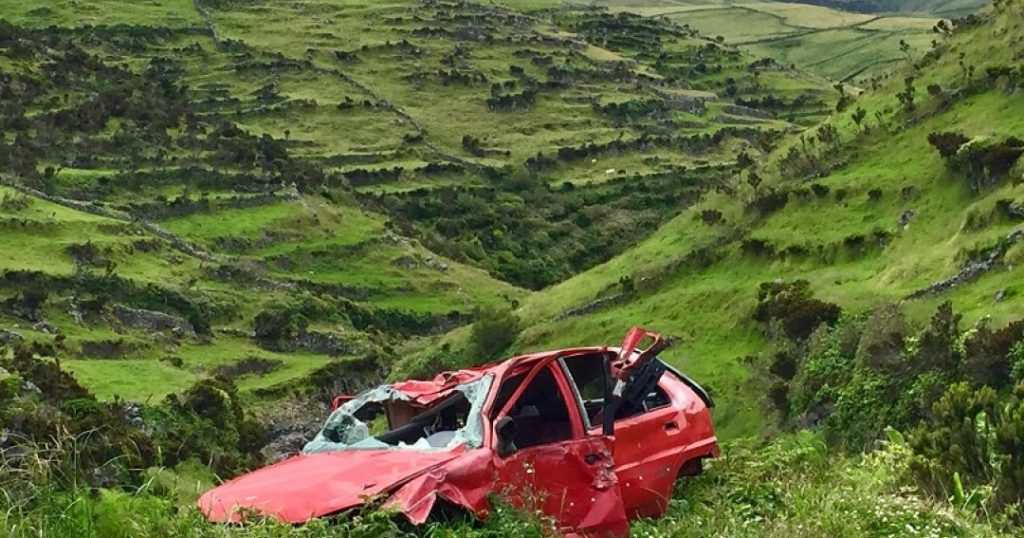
{"left": 855, "top": 304, "right": 911, "bottom": 373}
{"left": 468, "top": 306, "right": 521, "bottom": 362}
{"left": 941, "top": 136, "right": 1024, "bottom": 191}
{"left": 928, "top": 131, "right": 970, "bottom": 157}
{"left": 962, "top": 320, "right": 1024, "bottom": 389}
{"left": 753, "top": 280, "right": 841, "bottom": 341}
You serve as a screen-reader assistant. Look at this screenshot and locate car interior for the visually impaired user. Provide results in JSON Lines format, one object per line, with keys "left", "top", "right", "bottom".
{"left": 561, "top": 354, "right": 672, "bottom": 429}
{"left": 490, "top": 365, "right": 575, "bottom": 450}
{"left": 324, "top": 391, "right": 472, "bottom": 448}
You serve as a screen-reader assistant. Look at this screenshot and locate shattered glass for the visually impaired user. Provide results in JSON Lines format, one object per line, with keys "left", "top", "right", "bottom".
{"left": 303, "top": 374, "right": 493, "bottom": 453}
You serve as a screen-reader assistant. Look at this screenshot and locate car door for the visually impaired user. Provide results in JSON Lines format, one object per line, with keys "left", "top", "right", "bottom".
{"left": 606, "top": 366, "right": 685, "bottom": 518}
{"left": 491, "top": 360, "right": 628, "bottom": 537}
{"left": 560, "top": 328, "right": 693, "bottom": 518}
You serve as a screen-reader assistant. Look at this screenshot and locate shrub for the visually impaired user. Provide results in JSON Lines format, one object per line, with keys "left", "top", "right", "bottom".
{"left": 468, "top": 306, "right": 521, "bottom": 362}
{"left": 856, "top": 304, "right": 911, "bottom": 374}
{"left": 699, "top": 208, "right": 723, "bottom": 225}
{"left": 962, "top": 320, "right": 1024, "bottom": 389}
{"left": 941, "top": 136, "right": 1024, "bottom": 191}
{"left": 928, "top": 131, "right": 970, "bottom": 158}
{"left": 741, "top": 238, "right": 775, "bottom": 257}
{"left": 912, "top": 301, "right": 962, "bottom": 376}
{"left": 746, "top": 189, "right": 789, "bottom": 216}
{"left": 909, "top": 383, "right": 999, "bottom": 496}
{"left": 753, "top": 280, "right": 841, "bottom": 341}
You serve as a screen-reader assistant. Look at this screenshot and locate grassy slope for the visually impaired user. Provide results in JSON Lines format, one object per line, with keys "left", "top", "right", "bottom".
{"left": 467, "top": 4, "right": 1024, "bottom": 441}
{"left": 0, "top": 0, "right": 836, "bottom": 401}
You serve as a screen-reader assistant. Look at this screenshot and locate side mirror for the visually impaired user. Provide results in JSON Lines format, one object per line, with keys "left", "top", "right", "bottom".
{"left": 495, "top": 416, "right": 517, "bottom": 457}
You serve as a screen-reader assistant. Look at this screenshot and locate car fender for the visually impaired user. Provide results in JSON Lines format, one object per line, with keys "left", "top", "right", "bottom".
{"left": 385, "top": 449, "right": 495, "bottom": 524}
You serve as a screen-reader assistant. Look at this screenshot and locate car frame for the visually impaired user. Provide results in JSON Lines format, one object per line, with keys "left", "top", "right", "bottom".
{"left": 199, "top": 327, "right": 719, "bottom": 536}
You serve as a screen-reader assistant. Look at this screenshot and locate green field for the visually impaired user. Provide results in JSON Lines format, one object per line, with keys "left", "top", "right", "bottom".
{"left": 597, "top": 0, "right": 945, "bottom": 82}
{"left": 4, "top": 0, "right": 1024, "bottom": 536}
{"left": 0, "top": 0, "right": 839, "bottom": 404}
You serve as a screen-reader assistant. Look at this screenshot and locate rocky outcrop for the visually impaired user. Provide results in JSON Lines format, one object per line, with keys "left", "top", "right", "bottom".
{"left": 0, "top": 329, "right": 24, "bottom": 345}
{"left": 906, "top": 229, "right": 1024, "bottom": 299}
{"left": 721, "top": 104, "right": 775, "bottom": 120}
{"left": 558, "top": 293, "right": 629, "bottom": 320}
{"left": 113, "top": 305, "right": 196, "bottom": 337}
{"left": 294, "top": 330, "right": 355, "bottom": 356}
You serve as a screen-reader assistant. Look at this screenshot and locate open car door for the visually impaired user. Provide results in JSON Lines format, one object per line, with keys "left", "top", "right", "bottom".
{"left": 602, "top": 327, "right": 670, "bottom": 435}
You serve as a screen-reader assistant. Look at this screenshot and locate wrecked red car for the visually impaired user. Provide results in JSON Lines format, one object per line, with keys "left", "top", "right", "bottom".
{"left": 199, "top": 327, "right": 719, "bottom": 536}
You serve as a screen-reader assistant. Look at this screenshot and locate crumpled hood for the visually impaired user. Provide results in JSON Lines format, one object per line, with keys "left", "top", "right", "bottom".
{"left": 199, "top": 449, "right": 461, "bottom": 523}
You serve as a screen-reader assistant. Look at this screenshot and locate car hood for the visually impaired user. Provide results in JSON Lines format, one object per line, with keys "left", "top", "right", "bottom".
{"left": 199, "top": 449, "right": 462, "bottom": 523}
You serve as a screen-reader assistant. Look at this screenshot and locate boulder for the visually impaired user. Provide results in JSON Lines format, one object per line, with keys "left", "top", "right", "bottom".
{"left": 0, "top": 329, "right": 24, "bottom": 345}
{"left": 112, "top": 305, "right": 195, "bottom": 337}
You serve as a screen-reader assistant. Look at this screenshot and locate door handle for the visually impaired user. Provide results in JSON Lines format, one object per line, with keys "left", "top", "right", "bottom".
{"left": 664, "top": 420, "right": 679, "bottom": 431}
{"left": 584, "top": 453, "right": 603, "bottom": 465}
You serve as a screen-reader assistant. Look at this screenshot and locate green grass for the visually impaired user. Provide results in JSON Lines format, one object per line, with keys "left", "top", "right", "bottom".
{"left": 483, "top": 4, "right": 1024, "bottom": 442}
{"left": 606, "top": 0, "right": 942, "bottom": 82}
{"left": 0, "top": 0, "right": 203, "bottom": 28}
{"left": 62, "top": 359, "right": 200, "bottom": 403}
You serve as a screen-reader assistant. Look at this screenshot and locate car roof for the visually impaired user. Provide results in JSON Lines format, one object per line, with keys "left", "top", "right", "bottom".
{"left": 390, "top": 346, "right": 615, "bottom": 404}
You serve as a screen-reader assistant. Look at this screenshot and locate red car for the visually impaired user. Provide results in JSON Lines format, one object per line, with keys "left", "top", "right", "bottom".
{"left": 199, "top": 328, "right": 719, "bottom": 536}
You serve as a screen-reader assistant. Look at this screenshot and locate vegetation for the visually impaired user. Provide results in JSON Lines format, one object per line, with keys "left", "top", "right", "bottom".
{"left": 595, "top": 0, "right": 947, "bottom": 82}
{"left": 5, "top": 0, "right": 1024, "bottom": 535}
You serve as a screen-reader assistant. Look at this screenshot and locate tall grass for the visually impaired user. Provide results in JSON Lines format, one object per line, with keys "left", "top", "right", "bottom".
{"left": 2, "top": 430, "right": 1009, "bottom": 537}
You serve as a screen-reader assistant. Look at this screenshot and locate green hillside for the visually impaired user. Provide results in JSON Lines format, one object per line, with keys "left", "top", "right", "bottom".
{"left": 441, "top": 0, "right": 1024, "bottom": 442}
{"left": 0, "top": 0, "right": 837, "bottom": 402}
{"left": 782, "top": 0, "right": 989, "bottom": 16}
{"left": 4, "top": 0, "right": 1024, "bottom": 536}
{"left": 591, "top": 0, "right": 947, "bottom": 82}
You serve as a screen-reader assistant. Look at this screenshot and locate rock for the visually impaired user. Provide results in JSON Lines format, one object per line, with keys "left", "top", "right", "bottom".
{"left": 907, "top": 229, "right": 1024, "bottom": 299}
{"left": 995, "top": 288, "right": 1008, "bottom": 302}
{"left": 392, "top": 255, "right": 418, "bottom": 268}
{"left": 796, "top": 401, "right": 836, "bottom": 429}
{"left": 80, "top": 339, "right": 135, "bottom": 359}
{"left": 21, "top": 379, "right": 41, "bottom": 395}
{"left": 0, "top": 329, "right": 24, "bottom": 345}
{"left": 112, "top": 305, "right": 195, "bottom": 337}
{"left": 294, "top": 330, "right": 355, "bottom": 356}
{"left": 67, "top": 297, "right": 85, "bottom": 325}
{"left": 32, "top": 321, "right": 59, "bottom": 334}
{"left": 899, "top": 209, "right": 916, "bottom": 229}
{"left": 721, "top": 103, "right": 775, "bottom": 120}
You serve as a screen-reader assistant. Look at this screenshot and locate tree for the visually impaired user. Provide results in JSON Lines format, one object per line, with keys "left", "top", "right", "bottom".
{"left": 851, "top": 107, "right": 867, "bottom": 130}
{"left": 896, "top": 76, "right": 917, "bottom": 113}
{"left": 746, "top": 171, "right": 762, "bottom": 193}
{"left": 899, "top": 39, "right": 912, "bottom": 59}
{"left": 468, "top": 306, "right": 522, "bottom": 361}
{"left": 834, "top": 82, "right": 852, "bottom": 112}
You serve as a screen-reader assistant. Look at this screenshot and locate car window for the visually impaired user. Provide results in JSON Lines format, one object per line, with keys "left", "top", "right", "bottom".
{"left": 494, "top": 365, "right": 574, "bottom": 450}
{"left": 562, "top": 355, "right": 672, "bottom": 428}
{"left": 616, "top": 384, "right": 671, "bottom": 420}
{"left": 560, "top": 353, "right": 608, "bottom": 427}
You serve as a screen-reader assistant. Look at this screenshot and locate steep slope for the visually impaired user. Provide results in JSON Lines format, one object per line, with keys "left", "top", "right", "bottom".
{"left": 0, "top": 1, "right": 833, "bottom": 400}
{"left": 422, "top": 1, "right": 1024, "bottom": 440}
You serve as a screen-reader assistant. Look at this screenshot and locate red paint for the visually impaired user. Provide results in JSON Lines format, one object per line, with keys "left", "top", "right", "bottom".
{"left": 198, "top": 327, "right": 719, "bottom": 536}
{"left": 199, "top": 449, "right": 462, "bottom": 523}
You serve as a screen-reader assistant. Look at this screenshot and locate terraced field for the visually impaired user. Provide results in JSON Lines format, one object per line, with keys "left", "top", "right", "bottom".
{"left": 594, "top": 0, "right": 945, "bottom": 82}
{"left": 0, "top": 0, "right": 835, "bottom": 404}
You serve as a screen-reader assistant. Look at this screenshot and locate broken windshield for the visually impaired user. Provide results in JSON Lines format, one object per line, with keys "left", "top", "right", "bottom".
{"left": 303, "top": 374, "right": 493, "bottom": 453}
